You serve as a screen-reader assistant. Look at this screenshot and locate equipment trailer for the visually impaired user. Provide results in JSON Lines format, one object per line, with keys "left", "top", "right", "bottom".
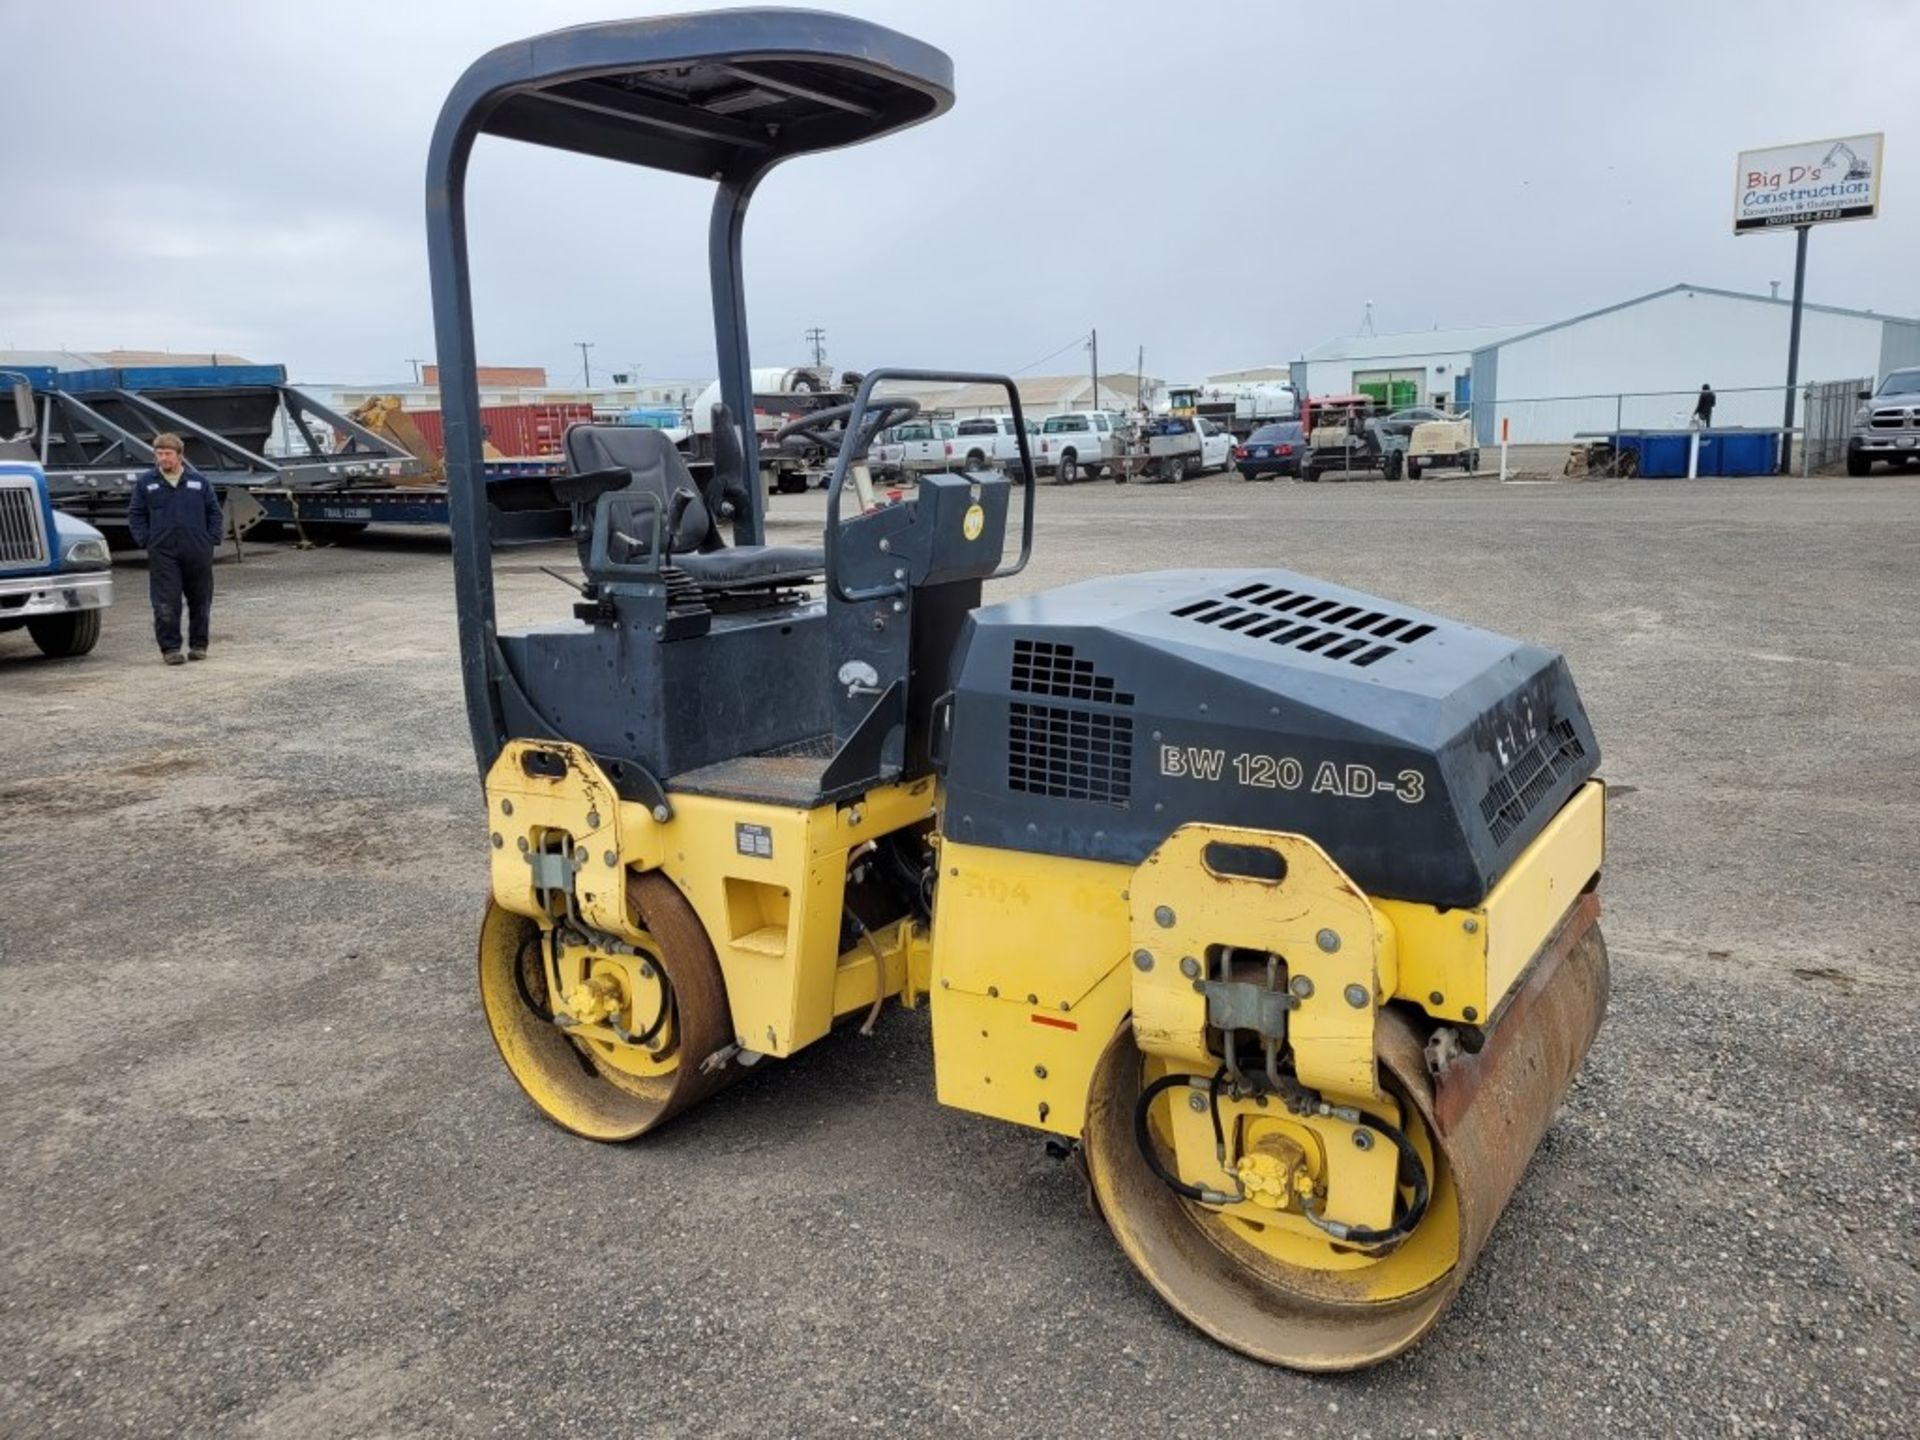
{"left": 30, "top": 364, "right": 570, "bottom": 547}
{"left": 430, "top": 10, "right": 1610, "bottom": 1372}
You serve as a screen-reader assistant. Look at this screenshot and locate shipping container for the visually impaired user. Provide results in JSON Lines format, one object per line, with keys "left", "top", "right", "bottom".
{"left": 406, "top": 403, "right": 594, "bottom": 460}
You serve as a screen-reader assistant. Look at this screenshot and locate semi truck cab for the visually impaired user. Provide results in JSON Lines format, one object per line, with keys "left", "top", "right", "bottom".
{"left": 0, "top": 372, "right": 113, "bottom": 658}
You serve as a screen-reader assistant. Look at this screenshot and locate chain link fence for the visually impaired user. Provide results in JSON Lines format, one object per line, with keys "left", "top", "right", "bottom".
{"left": 1478, "top": 384, "right": 1794, "bottom": 447}
{"left": 1477, "top": 378, "right": 1869, "bottom": 474}
{"left": 1800, "top": 378, "right": 1869, "bottom": 471}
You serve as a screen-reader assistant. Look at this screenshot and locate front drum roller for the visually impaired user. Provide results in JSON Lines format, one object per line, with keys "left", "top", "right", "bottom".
{"left": 1084, "top": 902, "right": 1609, "bottom": 1371}
{"left": 478, "top": 870, "right": 737, "bottom": 1142}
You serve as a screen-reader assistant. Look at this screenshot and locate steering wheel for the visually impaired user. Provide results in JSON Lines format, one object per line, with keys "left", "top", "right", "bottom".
{"left": 774, "top": 397, "right": 921, "bottom": 460}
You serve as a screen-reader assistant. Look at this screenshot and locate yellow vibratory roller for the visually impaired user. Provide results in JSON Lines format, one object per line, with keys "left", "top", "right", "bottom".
{"left": 427, "top": 9, "right": 1613, "bottom": 1369}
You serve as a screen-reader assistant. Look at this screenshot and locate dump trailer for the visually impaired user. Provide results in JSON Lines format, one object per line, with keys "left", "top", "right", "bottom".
{"left": 428, "top": 11, "right": 1609, "bottom": 1372}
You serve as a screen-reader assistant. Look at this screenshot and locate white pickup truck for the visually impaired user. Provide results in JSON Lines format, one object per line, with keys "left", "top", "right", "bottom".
{"left": 871, "top": 419, "right": 958, "bottom": 480}
{"left": 950, "top": 415, "right": 1032, "bottom": 473}
{"left": 1033, "top": 410, "right": 1126, "bottom": 482}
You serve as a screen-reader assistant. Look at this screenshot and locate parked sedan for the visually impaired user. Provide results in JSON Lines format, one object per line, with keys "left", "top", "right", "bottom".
{"left": 1234, "top": 421, "right": 1306, "bottom": 480}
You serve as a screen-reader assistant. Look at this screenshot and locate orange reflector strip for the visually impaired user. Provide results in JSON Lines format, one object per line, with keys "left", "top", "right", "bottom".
{"left": 1031, "top": 1014, "right": 1077, "bottom": 1031}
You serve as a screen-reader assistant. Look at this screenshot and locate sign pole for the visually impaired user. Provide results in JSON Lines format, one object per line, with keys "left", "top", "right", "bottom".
{"left": 1778, "top": 224, "right": 1809, "bottom": 474}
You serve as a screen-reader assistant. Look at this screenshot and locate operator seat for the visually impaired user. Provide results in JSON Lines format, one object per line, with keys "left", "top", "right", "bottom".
{"left": 563, "top": 424, "right": 823, "bottom": 587}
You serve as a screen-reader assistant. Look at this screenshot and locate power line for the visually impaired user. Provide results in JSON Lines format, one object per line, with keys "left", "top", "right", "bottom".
{"left": 1009, "top": 330, "right": 1095, "bottom": 377}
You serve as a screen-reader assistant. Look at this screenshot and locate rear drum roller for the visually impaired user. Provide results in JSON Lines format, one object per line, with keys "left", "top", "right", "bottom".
{"left": 1083, "top": 910, "right": 1609, "bottom": 1371}
{"left": 478, "top": 870, "right": 737, "bottom": 1141}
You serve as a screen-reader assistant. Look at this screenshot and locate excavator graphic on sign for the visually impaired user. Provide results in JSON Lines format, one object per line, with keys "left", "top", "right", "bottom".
{"left": 1822, "top": 140, "right": 1872, "bottom": 182}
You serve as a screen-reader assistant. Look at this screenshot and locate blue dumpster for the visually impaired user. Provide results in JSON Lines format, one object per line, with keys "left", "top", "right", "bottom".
{"left": 1715, "top": 432, "right": 1777, "bottom": 475}
{"left": 1610, "top": 429, "right": 1776, "bottom": 477}
{"left": 1633, "top": 433, "right": 1692, "bottom": 477}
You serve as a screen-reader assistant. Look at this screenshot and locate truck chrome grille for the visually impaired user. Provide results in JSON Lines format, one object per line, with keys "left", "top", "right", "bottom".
{"left": 1173, "top": 582, "right": 1435, "bottom": 667}
{"left": 0, "top": 482, "right": 51, "bottom": 570}
{"left": 1480, "top": 719, "right": 1586, "bottom": 846}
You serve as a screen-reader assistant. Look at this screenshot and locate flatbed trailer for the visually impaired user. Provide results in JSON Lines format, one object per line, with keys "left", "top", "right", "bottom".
{"left": 28, "top": 363, "right": 570, "bottom": 546}
{"left": 251, "top": 462, "right": 572, "bottom": 544}
{"left": 32, "top": 363, "right": 421, "bottom": 541}
{"left": 1102, "top": 418, "right": 1205, "bottom": 483}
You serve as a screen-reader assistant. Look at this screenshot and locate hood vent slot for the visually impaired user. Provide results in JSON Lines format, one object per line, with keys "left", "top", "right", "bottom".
{"left": 1171, "top": 582, "right": 1434, "bottom": 667}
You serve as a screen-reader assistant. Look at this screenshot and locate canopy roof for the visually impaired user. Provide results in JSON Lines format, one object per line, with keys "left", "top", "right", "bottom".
{"left": 446, "top": 9, "right": 953, "bottom": 178}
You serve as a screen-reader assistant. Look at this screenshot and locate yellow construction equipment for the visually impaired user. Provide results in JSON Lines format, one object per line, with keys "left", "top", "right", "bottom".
{"left": 343, "top": 395, "right": 507, "bottom": 485}
{"left": 429, "top": 11, "right": 1610, "bottom": 1371}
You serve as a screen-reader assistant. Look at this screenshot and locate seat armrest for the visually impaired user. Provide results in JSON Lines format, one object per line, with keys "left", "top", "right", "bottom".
{"left": 587, "top": 489, "right": 665, "bottom": 582}
{"left": 551, "top": 466, "right": 631, "bottom": 507}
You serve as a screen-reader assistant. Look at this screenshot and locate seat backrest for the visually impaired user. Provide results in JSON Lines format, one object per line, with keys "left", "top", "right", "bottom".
{"left": 564, "top": 424, "right": 711, "bottom": 553}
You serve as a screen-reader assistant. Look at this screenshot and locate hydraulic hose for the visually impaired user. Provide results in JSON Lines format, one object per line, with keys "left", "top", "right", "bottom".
{"left": 614, "top": 963, "right": 673, "bottom": 1048}
{"left": 1134, "top": 1072, "right": 1242, "bottom": 1207}
{"left": 1299, "top": 1105, "right": 1431, "bottom": 1247}
{"left": 514, "top": 931, "right": 554, "bottom": 1022}
{"left": 1136, "top": 1070, "right": 1431, "bottom": 1243}
{"left": 848, "top": 911, "right": 888, "bottom": 1035}
{"left": 537, "top": 927, "right": 673, "bottom": 1049}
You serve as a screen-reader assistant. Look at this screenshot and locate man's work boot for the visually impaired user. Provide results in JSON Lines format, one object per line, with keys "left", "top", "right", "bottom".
{"left": 163, "top": 652, "right": 186, "bottom": 666}
{"left": 188, "top": 649, "right": 208, "bottom": 662}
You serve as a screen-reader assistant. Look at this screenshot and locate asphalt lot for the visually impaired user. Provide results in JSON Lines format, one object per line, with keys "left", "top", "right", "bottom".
{"left": 2, "top": 469, "right": 1916, "bottom": 1438}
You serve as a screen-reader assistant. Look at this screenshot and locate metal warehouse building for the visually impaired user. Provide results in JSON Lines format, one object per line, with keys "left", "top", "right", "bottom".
{"left": 1468, "top": 284, "right": 1920, "bottom": 444}
{"left": 1287, "top": 324, "right": 1535, "bottom": 412}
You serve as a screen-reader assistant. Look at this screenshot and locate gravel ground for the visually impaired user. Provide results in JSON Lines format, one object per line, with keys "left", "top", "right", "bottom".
{"left": 1, "top": 470, "right": 1915, "bottom": 1438}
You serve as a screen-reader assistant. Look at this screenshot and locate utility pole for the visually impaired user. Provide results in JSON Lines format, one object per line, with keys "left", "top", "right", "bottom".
{"left": 1135, "top": 344, "right": 1144, "bottom": 413}
{"left": 406, "top": 357, "right": 427, "bottom": 385}
{"left": 1087, "top": 328, "right": 1099, "bottom": 408}
{"left": 1779, "top": 225, "right": 1809, "bottom": 474}
{"left": 804, "top": 326, "right": 828, "bottom": 370}
{"left": 575, "top": 341, "right": 596, "bottom": 388}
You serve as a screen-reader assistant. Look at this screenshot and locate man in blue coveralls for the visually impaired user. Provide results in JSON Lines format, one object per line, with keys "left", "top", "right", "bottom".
{"left": 126, "top": 432, "right": 224, "bottom": 665}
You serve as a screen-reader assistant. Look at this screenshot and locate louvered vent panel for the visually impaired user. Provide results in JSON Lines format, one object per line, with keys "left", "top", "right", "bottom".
{"left": 1479, "top": 719, "right": 1587, "bottom": 845}
{"left": 1006, "top": 639, "right": 1133, "bottom": 807}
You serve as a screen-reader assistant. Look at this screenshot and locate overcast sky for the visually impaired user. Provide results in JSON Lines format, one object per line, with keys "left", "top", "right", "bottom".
{"left": 5, "top": 0, "right": 1915, "bottom": 387}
